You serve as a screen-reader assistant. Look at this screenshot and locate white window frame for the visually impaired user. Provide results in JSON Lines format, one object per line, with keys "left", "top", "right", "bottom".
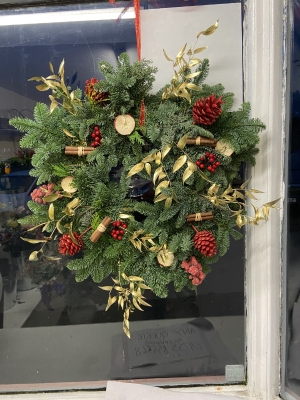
{"left": 0, "top": 0, "right": 287, "bottom": 398}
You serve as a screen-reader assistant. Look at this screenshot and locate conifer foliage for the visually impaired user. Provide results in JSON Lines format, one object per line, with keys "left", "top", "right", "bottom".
{"left": 10, "top": 24, "right": 279, "bottom": 336}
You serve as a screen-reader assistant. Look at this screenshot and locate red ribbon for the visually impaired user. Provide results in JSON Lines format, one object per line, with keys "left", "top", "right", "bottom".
{"left": 134, "top": 0, "right": 141, "bottom": 62}
{"left": 108, "top": 0, "right": 141, "bottom": 61}
{"left": 133, "top": 0, "right": 146, "bottom": 126}
{"left": 109, "top": 0, "right": 145, "bottom": 125}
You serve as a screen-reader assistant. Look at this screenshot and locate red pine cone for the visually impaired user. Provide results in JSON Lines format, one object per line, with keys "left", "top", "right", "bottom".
{"left": 193, "top": 229, "right": 217, "bottom": 258}
{"left": 192, "top": 94, "right": 224, "bottom": 125}
{"left": 85, "top": 78, "right": 109, "bottom": 105}
{"left": 58, "top": 232, "right": 83, "bottom": 256}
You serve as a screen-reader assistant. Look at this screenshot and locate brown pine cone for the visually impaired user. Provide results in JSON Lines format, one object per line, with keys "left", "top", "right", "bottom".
{"left": 192, "top": 94, "right": 224, "bottom": 125}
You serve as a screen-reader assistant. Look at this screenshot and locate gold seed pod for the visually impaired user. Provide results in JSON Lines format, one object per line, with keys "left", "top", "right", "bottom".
{"left": 61, "top": 176, "right": 77, "bottom": 193}
{"left": 157, "top": 247, "right": 174, "bottom": 267}
{"left": 114, "top": 114, "right": 135, "bottom": 136}
{"left": 215, "top": 139, "right": 234, "bottom": 156}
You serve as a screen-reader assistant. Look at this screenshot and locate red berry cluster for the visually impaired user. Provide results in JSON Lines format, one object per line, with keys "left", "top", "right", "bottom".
{"left": 58, "top": 232, "right": 83, "bottom": 256}
{"left": 195, "top": 151, "right": 220, "bottom": 173}
{"left": 182, "top": 256, "right": 206, "bottom": 286}
{"left": 85, "top": 78, "right": 109, "bottom": 105}
{"left": 31, "top": 183, "right": 60, "bottom": 204}
{"left": 110, "top": 220, "right": 127, "bottom": 241}
{"left": 90, "top": 125, "right": 102, "bottom": 148}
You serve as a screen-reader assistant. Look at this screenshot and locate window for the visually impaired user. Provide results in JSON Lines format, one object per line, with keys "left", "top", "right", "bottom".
{"left": 0, "top": 0, "right": 285, "bottom": 398}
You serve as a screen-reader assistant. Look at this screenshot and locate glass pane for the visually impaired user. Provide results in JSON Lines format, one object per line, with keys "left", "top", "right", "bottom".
{"left": 0, "top": 1, "right": 244, "bottom": 390}
{"left": 283, "top": 2, "right": 300, "bottom": 399}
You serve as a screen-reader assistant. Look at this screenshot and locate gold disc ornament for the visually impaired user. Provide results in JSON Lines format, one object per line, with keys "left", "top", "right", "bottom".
{"left": 215, "top": 139, "right": 234, "bottom": 157}
{"left": 114, "top": 114, "right": 135, "bottom": 136}
{"left": 157, "top": 248, "right": 174, "bottom": 267}
{"left": 61, "top": 176, "right": 77, "bottom": 193}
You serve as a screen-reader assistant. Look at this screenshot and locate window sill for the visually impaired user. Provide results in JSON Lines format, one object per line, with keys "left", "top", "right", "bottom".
{"left": 0, "top": 385, "right": 250, "bottom": 400}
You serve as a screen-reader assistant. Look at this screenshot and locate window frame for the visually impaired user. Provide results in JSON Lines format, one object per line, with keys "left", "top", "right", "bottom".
{"left": 244, "top": 0, "right": 286, "bottom": 399}
{"left": 0, "top": 0, "right": 287, "bottom": 398}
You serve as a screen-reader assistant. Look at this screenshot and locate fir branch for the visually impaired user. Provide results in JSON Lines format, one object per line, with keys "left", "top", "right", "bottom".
{"left": 128, "top": 131, "right": 145, "bottom": 145}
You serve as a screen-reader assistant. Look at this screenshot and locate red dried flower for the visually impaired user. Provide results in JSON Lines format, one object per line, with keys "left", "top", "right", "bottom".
{"left": 30, "top": 183, "right": 59, "bottom": 205}
{"left": 85, "top": 78, "right": 109, "bottom": 105}
{"left": 182, "top": 256, "right": 206, "bottom": 286}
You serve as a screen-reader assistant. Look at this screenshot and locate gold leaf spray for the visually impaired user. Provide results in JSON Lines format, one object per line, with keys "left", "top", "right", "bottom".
{"left": 204, "top": 180, "right": 280, "bottom": 228}
{"left": 99, "top": 273, "right": 151, "bottom": 338}
{"left": 127, "top": 148, "right": 175, "bottom": 209}
{"left": 29, "top": 59, "right": 81, "bottom": 115}
{"left": 162, "top": 21, "right": 218, "bottom": 102}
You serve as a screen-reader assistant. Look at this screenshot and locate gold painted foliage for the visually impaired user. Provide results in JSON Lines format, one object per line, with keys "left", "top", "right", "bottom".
{"left": 129, "top": 229, "right": 157, "bottom": 252}
{"left": 28, "top": 59, "right": 81, "bottom": 114}
{"left": 23, "top": 191, "right": 81, "bottom": 261}
{"left": 204, "top": 179, "right": 281, "bottom": 228}
{"left": 127, "top": 136, "right": 211, "bottom": 210}
{"left": 127, "top": 146, "right": 176, "bottom": 209}
{"left": 99, "top": 273, "right": 151, "bottom": 338}
{"left": 162, "top": 21, "right": 218, "bottom": 103}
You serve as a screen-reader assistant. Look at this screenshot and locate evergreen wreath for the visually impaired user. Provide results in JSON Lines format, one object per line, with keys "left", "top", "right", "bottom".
{"left": 10, "top": 22, "right": 279, "bottom": 337}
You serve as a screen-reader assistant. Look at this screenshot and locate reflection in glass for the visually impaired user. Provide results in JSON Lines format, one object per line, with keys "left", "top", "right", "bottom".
{"left": 0, "top": 2, "right": 244, "bottom": 389}
{"left": 284, "top": 2, "right": 300, "bottom": 398}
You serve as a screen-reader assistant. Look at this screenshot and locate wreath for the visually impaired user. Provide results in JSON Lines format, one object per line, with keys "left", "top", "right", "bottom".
{"left": 10, "top": 22, "right": 279, "bottom": 337}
